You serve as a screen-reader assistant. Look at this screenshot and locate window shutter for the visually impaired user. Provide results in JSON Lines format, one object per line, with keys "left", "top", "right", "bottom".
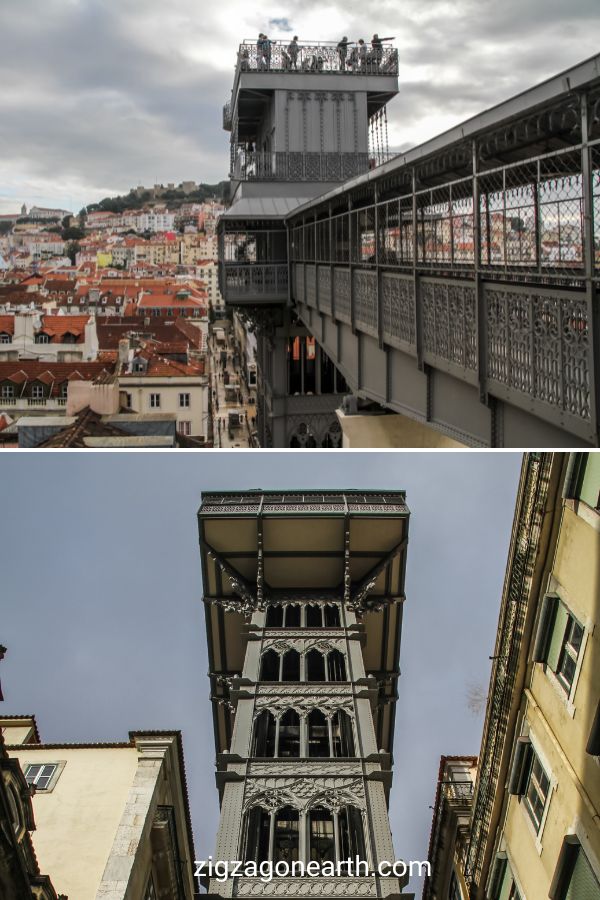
{"left": 497, "top": 859, "right": 513, "bottom": 900}
{"left": 547, "top": 601, "right": 569, "bottom": 673}
{"left": 488, "top": 854, "right": 507, "bottom": 900}
{"left": 586, "top": 699, "right": 600, "bottom": 757}
{"left": 508, "top": 736, "right": 531, "bottom": 795}
{"left": 565, "top": 847, "right": 600, "bottom": 899}
{"left": 532, "top": 593, "right": 559, "bottom": 663}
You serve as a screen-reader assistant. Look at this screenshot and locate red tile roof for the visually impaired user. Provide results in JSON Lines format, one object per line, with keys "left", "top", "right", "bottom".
{"left": 0, "top": 316, "right": 14, "bottom": 335}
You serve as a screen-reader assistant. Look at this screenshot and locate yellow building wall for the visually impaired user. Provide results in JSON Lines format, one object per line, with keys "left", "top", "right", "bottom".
{"left": 97, "top": 251, "right": 113, "bottom": 267}
{"left": 500, "top": 503, "right": 600, "bottom": 900}
{"left": 11, "top": 746, "right": 138, "bottom": 900}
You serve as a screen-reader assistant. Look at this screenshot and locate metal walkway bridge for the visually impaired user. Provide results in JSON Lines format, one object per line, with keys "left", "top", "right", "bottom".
{"left": 280, "top": 56, "right": 600, "bottom": 446}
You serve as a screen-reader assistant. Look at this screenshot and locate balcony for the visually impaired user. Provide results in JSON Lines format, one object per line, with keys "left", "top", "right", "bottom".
{"left": 222, "top": 264, "right": 288, "bottom": 304}
{"left": 0, "top": 397, "right": 68, "bottom": 410}
{"left": 235, "top": 39, "right": 399, "bottom": 77}
{"left": 230, "top": 148, "right": 370, "bottom": 182}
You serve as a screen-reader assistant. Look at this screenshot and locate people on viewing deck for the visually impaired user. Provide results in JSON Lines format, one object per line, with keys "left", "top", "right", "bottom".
{"left": 287, "top": 36, "right": 299, "bottom": 70}
{"left": 243, "top": 35, "right": 392, "bottom": 73}
{"left": 337, "top": 36, "right": 348, "bottom": 70}
{"left": 370, "top": 34, "right": 383, "bottom": 68}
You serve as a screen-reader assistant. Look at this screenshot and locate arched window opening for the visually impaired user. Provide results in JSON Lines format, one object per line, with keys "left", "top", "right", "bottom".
{"left": 281, "top": 649, "right": 300, "bottom": 682}
{"left": 306, "top": 649, "right": 326, "bottom": 681}
{"left": 260, "top": 649, "right": 280, "bottom": 681}
{"left": 284, "top": 605, "right": 301, "bottom": 628}
{"left": 308, "top": 710, "right": 330, "bottom": 757}
{"left": 338, "top": 806, "right": 367, "bottom": 870}
{"left": 274, "top": 806, "right": 299, "bottom": 863}
{"left": 252, "top": 710, "right": 276, "bottom": 757}
{"left": 278, "top": 709, "right": 301, "bottom": 757}
{"left": 324, "top": 604, "right": 340, "bottom": 627}
{"left": 306, "top": 604, "right": 323, "bottom": 628}
{"left": 6, "top": 784, "right": 21, "bottom": 835}
{"left": 309, "top": 806, "right": 335, "bottom": 864}
{"left": 327, "top": 649, "right": 346, "bottom": 681}
{"left": 244, "top": 806, "right": 271, "bottom": 864}
{"left": 266, "top": 605, "right": 284, "bottom": 627}
{"left": 331, "top": 711, "right": 355, "bottom": 757}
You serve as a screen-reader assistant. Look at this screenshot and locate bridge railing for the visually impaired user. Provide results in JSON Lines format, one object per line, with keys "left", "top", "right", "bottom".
{"left": 290, "top": 143, "right": 600, "bottom": 284}
{"left": 292, "top": 257, "right": 595, "bottom": 442}
{"left": 222, "top": 264, "right": 289, "bottom": 302}
{"left": 230, "top": 147, "right": 371, "bottom": 182}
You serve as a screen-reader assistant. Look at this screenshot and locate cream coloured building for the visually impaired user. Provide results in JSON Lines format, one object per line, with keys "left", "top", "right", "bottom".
{"left": 3, "top": 717, "right": 196, "bottom": 900}
{"left": 120, "top": 371, "right": 210, "bottom": 441}
{"left": 424, "top": 452, "right": 600, "bottom": 900}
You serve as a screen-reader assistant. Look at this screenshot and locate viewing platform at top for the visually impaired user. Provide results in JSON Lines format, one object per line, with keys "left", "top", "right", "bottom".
{"left": 235, "top": 37, "right": 398, "bottom": 77}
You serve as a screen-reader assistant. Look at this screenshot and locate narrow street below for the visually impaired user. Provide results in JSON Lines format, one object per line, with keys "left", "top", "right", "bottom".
{"left": 207, "top": 325, "right": 256, "bottom": 448}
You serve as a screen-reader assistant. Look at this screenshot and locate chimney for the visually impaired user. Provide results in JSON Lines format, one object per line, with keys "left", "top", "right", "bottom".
{"left": 118, "top": 338, "right": 130, "bottom": 369}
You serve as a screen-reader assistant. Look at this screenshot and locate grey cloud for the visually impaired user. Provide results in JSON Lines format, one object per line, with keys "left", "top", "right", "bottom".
{"left": 0, "top": 0, "right": 599, "bottom": 206}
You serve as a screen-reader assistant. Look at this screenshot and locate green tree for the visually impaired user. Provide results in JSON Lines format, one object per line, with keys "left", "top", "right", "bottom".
{"left": 62, "top": 225, "right": 85, "bottom": 241}
{"left": 65, "top": 241, "right": 81, "bottom": 265}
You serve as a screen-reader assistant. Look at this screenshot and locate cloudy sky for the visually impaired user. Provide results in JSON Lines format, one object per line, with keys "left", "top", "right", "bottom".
{"left": 0, "top": 0, "right": 599, "bottom": 214}
{"left": 0, "top": 451, "right": 523, "bottom": 893}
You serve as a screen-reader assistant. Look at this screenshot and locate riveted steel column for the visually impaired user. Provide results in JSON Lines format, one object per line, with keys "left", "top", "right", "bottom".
{"left": 349, "top": 194, "right": 356, "bottom": 335}
{"left": 581, "top": 92, "right": 600, "bottom": 444}
{"left": 375, "top": 184, "right": 384, "bottom": 351}
{"left": 412, "top": 168, "right": 423, "bottom": 370}
{"left": 473, "top": 140, "right": 487, "bottom": 405}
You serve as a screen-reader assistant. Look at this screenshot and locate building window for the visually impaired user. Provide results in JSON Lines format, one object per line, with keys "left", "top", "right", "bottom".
{"left": 274, "top": 806, "right": 300, "bottom": 863}
{"left": 549, "top": 837, "right": 600, "bottom": 900}
{"left": 533, "top": 594, "right": 586, "bottom": 700}
{"left": 309, "top": 806, "right": 335, "bottom": 864}
{"left": 1, "top": 384, "right": 14, "bottom": 398}
{"left": 524, "top": 750, "right": 551, "bottom": 833}
{"left": 149, "top": 393, "right": 161, "bottom": 408}
{"left": 252, "top": 710, "right": 277, "bottom": 757}
{"left": 179, "top": 392, "right": 191, "bottom": 408}
{"left": 567, "top": 453, "right": 600, "bottom": 510}
{"left": 59, "top": 382, "right": 68, "bottom": 398}
{"left": 24, "top": 763, "right": 58, "bottom": 790}
{"left": 489, "top": 857, "right": 522, "bottom": 900}
{"left": 34, "top": 333, "right": 50, "bottom": 344}
{"left": 0, "top": 333, "right": 11, "bottom": 344}
{"left": 243, "top": 807, "right": 271, "bottom": 864}
{"left": 178, "top": 421, "right": 192, "bottom": 436}
{"left": 278, "top": 710, "right": 301, "bottom": 758}
{"left": 281, "top": 649, "right": 301, "bottom": 682}
{"left": 556, "top": 614, "right": 585, "bottom": 695}
{"left": 31, "top": 384, "right": 44, "bottom": 400}
{"left": 508, "top": 736, "right": 551, "bottom": 835}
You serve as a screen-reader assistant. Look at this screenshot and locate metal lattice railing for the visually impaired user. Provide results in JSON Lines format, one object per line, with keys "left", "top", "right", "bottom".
{"left": 235, "top": 39, "right": 399, "bottom": 76}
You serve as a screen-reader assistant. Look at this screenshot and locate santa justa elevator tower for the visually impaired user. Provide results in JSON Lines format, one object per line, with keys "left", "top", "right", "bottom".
{"left": 198, "top": 489, "right": 413, "bottom": 899}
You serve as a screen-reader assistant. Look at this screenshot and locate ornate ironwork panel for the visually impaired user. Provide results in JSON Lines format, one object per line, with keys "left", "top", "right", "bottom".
{"left": 333, "top": 268, "right": 351, "bottom": 323}
{"left": 305, "top": 265, "right": 317, "bottom": 308}
{"left": 353, "top": 270, "right": 378, "bottom": 336}
{"left": 485, "top": 285, "right": 591, "bottom": 422}
{"left": 381, "top": 273, "right": 415, "bottom": 351}
{"left": 318, "top": 266, "right": 332, "bottom": 314}
{"left": 223, "top": 265, "right": 288, "bottom": 302}
{"left": 295, "top": 265, "right": 305, "bottom": 305}
{"left": 421, "top": 280, "right": 477, "bottom": 372}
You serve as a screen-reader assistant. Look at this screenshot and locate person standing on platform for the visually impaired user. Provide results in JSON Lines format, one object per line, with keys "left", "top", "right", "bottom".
{"left": 337, "top": 36, "right": 348, "bottom": 70}
{"left": 288, "top": 35, "right": 299, "bottom": 70}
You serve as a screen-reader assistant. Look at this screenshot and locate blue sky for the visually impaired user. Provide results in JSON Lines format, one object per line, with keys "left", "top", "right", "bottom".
{"left": 1, "top": 0, "right": 599, "bottom": 213}
{"left": 0, "top": 450, "right": 523, "bottom": 892}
